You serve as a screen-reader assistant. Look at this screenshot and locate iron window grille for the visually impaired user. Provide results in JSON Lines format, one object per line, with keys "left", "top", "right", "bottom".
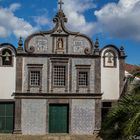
{"left": 53, "top": 65, "right": 66, "bottom": 86}
{"left": 76, "top": 65, "right": 90, "bottom": 92}
{"left": 30, "top": 71, "right": 41, "bottom": 86}
{"left": 78, "top": 71, "right": 88, "bottom": 86}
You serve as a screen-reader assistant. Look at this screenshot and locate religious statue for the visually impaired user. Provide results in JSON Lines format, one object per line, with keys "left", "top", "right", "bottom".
{"left": 57, "top": 38, "right": 63, "bottom": 49}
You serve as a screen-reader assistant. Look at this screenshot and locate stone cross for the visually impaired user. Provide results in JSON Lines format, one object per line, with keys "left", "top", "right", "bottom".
{"left": 58, "top": 0, "right": 64, "bottom": 10}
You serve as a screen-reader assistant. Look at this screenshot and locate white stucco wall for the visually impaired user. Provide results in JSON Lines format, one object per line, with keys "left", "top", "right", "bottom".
{"left": 101, "top": 49, "right": 120, "bottom": 100}
{"left": 0, "top": 57, "right": 16, "bottom": 99}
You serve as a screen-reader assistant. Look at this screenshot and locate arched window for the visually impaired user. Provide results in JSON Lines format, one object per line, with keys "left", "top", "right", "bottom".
{"left": 2, "top": 49, "right": 12, "bottom": 66}
{"left": 103, "top": 50, "right": 116, "bottom": 67}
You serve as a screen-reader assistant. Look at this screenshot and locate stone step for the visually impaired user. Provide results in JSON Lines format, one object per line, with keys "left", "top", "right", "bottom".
{"left": 0, "top": 134, "right": 101, "bottom": 140}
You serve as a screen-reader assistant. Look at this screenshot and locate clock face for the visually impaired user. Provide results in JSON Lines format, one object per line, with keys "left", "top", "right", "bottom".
{"left": 35, "top": 37, "right": 48, "bottom": 52}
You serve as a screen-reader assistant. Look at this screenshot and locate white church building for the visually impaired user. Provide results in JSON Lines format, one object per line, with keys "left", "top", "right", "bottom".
{"left": 0, "top": 1, "right": 126, "bottom": 135}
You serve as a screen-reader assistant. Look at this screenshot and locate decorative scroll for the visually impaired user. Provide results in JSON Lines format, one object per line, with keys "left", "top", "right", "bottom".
{"left": 26, "top": 45, "right": 35, "bottom": 53}
{"left": 53, "top": 10, "right": 67, "bottom": 24}
{"left": 84, "top": 47, "right": 91, "bottom": 55}
{"left": 73, "top": 39, "right": 91, "bottom": 55}
{"left": 26, "top": 36, "right": 48, "bottom": 53}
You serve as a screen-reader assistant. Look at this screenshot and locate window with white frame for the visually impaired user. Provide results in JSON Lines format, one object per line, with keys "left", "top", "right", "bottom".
{"left": 53, "top": 65, "right": 66, "bottom": 86}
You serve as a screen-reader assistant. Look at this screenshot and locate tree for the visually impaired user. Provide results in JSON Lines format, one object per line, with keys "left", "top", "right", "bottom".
{"left": 99, "top": 71, "right": 140, "bottom": 140}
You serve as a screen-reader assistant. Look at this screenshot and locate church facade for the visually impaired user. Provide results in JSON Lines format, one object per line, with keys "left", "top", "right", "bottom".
{"left": 0, "top": 2, "right": 126, "bottom": 135}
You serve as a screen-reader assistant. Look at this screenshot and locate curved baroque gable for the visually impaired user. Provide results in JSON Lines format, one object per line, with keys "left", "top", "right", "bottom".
{"left": 24, "top": 10, "right": 94, "bottom": 55}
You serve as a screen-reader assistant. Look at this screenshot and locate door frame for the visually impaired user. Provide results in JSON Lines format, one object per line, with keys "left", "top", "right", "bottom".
{"left": 48, "top": 103, "right": 69, "bottom": 133}
{"left": 0, "top": 101, "right": 15, "bottom": 133}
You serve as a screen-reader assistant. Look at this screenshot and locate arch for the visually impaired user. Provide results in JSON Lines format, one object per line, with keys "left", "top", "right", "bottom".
{"left": 0, "top": 43, "right": 16, "bottom": 66}
{"left": 100, "top": 44, "right": 120, "bottom": 56}
{"left": 0, "top": 43, "right": 16, "bottom": 55}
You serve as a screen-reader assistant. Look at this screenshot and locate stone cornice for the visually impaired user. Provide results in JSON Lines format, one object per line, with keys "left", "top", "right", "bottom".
{"left": 16, "top": 53, "right": 101, "bottom": 58}
{"left": 13, "top": 92, "right": 102, "bottom": 99}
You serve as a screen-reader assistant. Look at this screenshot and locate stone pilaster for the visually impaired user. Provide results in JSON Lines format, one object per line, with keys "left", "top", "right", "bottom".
{"left": 13, "top": 99, "right": 22, "bottom": 134}
{"left": 95, "top": 58, "right": 101, "bottom": 93}
{"left": 94, "top": 99, "right": 101, "bottom": 132}
{"left": 14, "top": 55, "right": 23, "bottom": 134}
{"left": 16, "top": 57, "right": 23, "bottom": 92}
{"left": 119, "top": 58, "right": 125, "bottom": 95}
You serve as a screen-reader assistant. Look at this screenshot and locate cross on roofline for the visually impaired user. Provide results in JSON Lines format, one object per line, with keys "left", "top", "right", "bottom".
{"left": 58, "top": 0, "right": 64, "bottom": 10}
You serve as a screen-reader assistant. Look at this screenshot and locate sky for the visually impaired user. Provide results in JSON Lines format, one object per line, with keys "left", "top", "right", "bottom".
{"left": 0, "top": 0, "right": 140, "bottom": 65}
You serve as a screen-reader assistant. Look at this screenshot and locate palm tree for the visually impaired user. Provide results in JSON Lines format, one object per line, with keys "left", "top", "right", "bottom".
{"left": 99, "top": 71, "right": 140, "bottom": 140}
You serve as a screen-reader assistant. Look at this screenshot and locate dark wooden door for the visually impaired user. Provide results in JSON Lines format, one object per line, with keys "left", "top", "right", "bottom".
{"left": 49, "top": 104, "right": 69, "bottom": 133}
{"left": 0, "top": 103, "right": 14, "bottom": 133}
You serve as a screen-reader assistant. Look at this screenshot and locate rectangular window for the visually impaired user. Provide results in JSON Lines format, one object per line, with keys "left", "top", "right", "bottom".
{"left": 53, "top": 65, "right": 66, "bottom": 86}
{"left": 78, "top": 71, "right": 88, "bottom": 86}
{"left": 30, "top": 71, "right": 40, "bottom": 86}
{"left": 76, "top": 65, "right": 90, "bottom": 92}
{"left": 102, "top": 102, "right": 112, "bottom": 108}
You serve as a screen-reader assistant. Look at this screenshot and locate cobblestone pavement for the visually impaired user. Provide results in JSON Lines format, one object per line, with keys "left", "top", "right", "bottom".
{"left": 0, "top": 134, "right": 101, "bottom": 140}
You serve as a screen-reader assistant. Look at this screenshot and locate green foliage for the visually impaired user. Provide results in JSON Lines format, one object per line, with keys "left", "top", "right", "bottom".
{"left": 99, "top": 72, "right": 140, "bottom": 140}
{"left": 99, "top": 94, "right": 140, "bottom": 139}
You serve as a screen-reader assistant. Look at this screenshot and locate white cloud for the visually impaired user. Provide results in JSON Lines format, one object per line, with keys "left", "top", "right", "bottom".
{"left": 0, "top": 3, "right": 37, "bottom": 38}
{"left": 62, "top": 0, "right": 97, "bottom": 36}
{"left": 61, "top": 0, "right": 140, "bottom": 41}
{"left": 9, "top": 3, "right": 21, "bottom": 12}
{"left": 94, "top": 0, "right": 140, "bottom": 41}
{"left": 1, "top": 0, "right": 139, "bottom": 42}
{"left": 0, "top": 26, "right": 9, "bottom": 37}
{"left": 33, "top": 15, "right": 49, "bottom": 26}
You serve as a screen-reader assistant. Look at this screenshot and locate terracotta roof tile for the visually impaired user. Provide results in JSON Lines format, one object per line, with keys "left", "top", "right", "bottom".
{"left": 125, "top": 63, "right": 140, "bottom": 78}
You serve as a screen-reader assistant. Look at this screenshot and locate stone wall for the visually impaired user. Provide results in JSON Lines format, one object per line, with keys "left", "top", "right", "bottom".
{"left": 71, "top": 99, "right": 95, "bottom": 134}
{"left": 21, "top": 99, "right": 47, "bottom": 135}
{"left": 23, "top": 57, "right": 48, "bottom": 93}
{"left": 21, "top": 99, "right": 96, "bottom": 135}
{"left": 23, "top": 57, "right": 96, "bottom": 94}
{"left": 71, "top": 59, "right": 95, "bottom": 93}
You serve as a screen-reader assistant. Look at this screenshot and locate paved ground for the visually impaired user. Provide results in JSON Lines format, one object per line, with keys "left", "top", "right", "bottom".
{"left": 0, "top": 134, "right": 101, "bottom": 140}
